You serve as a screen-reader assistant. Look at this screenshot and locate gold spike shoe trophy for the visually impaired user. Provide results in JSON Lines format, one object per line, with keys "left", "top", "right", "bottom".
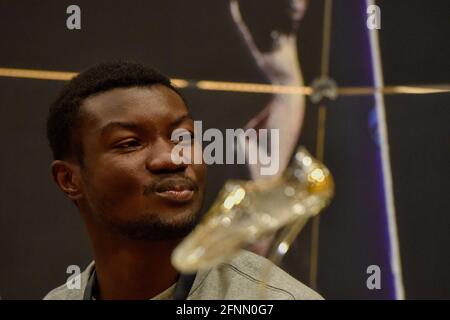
{"left": 172, "top": 147, "right": 334, "bottom": 296}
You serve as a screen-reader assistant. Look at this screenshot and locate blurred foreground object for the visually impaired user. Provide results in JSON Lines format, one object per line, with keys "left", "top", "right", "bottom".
{"left": 172, "top": 147, "right": 334, "bottom": 273}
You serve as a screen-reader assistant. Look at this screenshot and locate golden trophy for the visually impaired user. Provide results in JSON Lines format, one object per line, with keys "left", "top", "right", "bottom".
{"left": 172, "top": 147, "right": 334, "bottom": 273}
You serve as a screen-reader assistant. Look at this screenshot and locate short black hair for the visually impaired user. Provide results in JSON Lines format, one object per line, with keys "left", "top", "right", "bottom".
{"left": 46, "top": 61, "right": 183, "bottom": 163}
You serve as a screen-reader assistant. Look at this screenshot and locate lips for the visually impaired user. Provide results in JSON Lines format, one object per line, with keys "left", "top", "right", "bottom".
{"left": 155, "top": 189, "right": 194, "bottom": 203}
{"left": 152, "top": 178, "right": 197, "bottom": 203}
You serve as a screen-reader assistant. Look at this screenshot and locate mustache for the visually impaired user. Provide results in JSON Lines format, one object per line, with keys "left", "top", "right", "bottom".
{"left": 143, "top": 175, "right": 198, "bottom": 195}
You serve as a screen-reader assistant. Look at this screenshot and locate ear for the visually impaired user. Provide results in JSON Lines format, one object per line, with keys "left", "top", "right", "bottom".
{"left": 51, "top": 160, "right": 84, "bottom": 200}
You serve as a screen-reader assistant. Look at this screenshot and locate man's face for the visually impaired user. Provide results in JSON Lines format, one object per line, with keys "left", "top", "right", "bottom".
{"left": 77, "top": 85, "right": 206, "bottom": 241}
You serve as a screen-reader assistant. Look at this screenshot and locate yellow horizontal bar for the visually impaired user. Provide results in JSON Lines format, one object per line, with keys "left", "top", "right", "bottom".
{"left": 170, "top": 78, "right": 189, "bottom": 88}
{"left": 197, "top": 80, "right": 313, "bottom": 95}
{"left": 338, "top": 86, "right": 450, "bottom": 95}
{"left": 0, "top": 67, "right": 77, "bottom": 81}
{"left": 0, "top": 67, "right": 449, "bottom": 96}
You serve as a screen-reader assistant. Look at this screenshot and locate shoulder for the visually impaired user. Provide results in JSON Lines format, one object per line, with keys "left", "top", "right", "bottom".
{"left": 190, "top": 250, "right": 323, "bottom": 300}
{"left": 43, "top": 262, "right": 95, "bottom": 300}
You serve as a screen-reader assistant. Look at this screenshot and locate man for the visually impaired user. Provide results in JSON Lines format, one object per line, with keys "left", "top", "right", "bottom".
{"left": 44, "top": 61, "right": 322, "bottom": 300}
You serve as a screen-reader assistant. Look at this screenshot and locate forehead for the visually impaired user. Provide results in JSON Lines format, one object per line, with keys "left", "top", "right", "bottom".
{"left": 79, "top": 85, "right": 188, "bottom": 130}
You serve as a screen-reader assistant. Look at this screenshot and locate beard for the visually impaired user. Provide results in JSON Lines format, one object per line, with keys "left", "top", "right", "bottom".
{"left": 80, "top": 168, "right": 205, "bottom": 242}
{"left": 88, "top": 191, "right": 205, "bottom": 242}
{"left": 103, "top": 207, "right": 202, "bottom": 241}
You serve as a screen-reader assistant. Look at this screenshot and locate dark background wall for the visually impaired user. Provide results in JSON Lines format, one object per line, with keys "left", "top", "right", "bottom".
{"left": 378, "top": 0, "right": 450, "bottom": 299}
{"left": 0, "top": 0, "right": 448, "bottom": 299}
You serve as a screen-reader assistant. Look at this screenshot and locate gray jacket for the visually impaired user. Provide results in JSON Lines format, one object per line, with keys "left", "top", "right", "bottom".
{"left": 44, "top": 250, "right": 323, "bottom": 300}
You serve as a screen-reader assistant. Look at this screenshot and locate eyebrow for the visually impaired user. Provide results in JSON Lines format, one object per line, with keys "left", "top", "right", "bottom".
{"left": 170, "top": 113, "right": 192, "bottom": 129}
{"left": 96, "top": 113, "right": 192, "bottom": 136}
{"left": 96, "top": 121, "right": 140, "bottom": 136}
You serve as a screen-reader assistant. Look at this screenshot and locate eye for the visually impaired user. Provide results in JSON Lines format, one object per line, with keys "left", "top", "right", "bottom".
{"left": 114, "top": 139, "right": 142, "bottom": 149}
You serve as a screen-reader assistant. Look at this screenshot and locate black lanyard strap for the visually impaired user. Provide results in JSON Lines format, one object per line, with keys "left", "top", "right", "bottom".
{"left": 83, "top": 269, "right": 97, "bottom": 300}
{"left": 173, "top": 273, "right": 197, "bottom": 300}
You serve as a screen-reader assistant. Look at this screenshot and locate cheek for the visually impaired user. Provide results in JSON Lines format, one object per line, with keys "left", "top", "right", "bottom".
{"left": 87, "top": 157, "right": 145, "bottom": 207}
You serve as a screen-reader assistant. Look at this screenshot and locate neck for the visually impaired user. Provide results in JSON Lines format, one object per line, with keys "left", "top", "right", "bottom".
{"left": 84, "top": 216, "right": 181, "bottom": 300}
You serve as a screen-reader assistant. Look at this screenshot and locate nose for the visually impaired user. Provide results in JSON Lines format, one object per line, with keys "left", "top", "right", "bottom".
{"left": 146, "top": 138, "right": 188, "bottom": 175}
